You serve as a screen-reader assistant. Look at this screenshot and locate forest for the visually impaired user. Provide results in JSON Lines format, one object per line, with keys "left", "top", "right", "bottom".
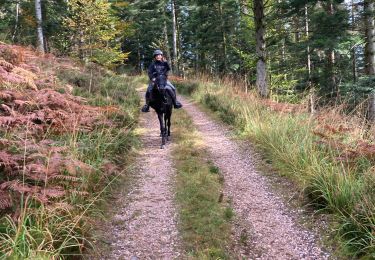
{"left": 0, "top": 0, "right": 375, "bottom": 259}
{"left": 1, "top": 0, "right": 374, "bottom": 106}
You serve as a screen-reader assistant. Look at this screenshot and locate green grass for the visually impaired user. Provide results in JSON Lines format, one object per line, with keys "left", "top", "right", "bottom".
{"left": 172, "top": 109, "right": 233, "bottom": 259}
{"left": 0, "top": 69, "right": 142, "bottom": 259}
{"left": 174, "top": 78, "right": 375, "bottom": 259}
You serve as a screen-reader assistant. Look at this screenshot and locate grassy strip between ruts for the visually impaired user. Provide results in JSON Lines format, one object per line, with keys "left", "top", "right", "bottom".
{"left": 173, "top": 79, "right": 375, "bottom": 259}
{"left": 0, "top": 67, "right": 143, "bottom": 259}
{"left": 172, "top": 109, "right": 234, "bottom": 259}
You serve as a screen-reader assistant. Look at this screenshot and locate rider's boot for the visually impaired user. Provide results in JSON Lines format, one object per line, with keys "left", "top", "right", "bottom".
{"left": 167, "top": 88, "right": 183, "bottom": 109}
{"left": 141, "top": 91, "right": 151, "bottom": 112}
{"left": 141, "top": 103, "right": 149, "bottom": 112}
{"left": 174, "top": 100, "right": 182, "bottom": 109}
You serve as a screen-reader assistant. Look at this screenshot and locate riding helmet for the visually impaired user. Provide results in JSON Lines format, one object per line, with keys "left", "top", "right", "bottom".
{"left": 153, "top": 49, "right": 163, "bottom": 57}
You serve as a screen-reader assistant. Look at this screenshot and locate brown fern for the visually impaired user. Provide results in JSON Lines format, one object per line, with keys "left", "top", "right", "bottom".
{"left": 70, "top": 190, "right": 89, "bottom": 197}
{"left": 0, "top": 151, "right": 20, "bottom": 171}
{"left": 0, "top": 191, "right": 12, "bottom": 209}
{"left": 0, "top": 59, "right": 14, "bottom": 72}
{"left": 41, "top": 187, "right": 65, "bottom": 198}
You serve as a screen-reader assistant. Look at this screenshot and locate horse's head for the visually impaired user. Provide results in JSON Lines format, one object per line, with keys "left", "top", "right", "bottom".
{"left": 153, "top": 74, "right": 167, "bottom": 92}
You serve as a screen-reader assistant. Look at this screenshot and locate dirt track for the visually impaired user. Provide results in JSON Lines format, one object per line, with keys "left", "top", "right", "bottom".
{"left": 180, "top": 96, "right": 329, "bottom": 259}
{"left": 103, "top": 107, "right": 182, "bottom": 259}
{"left": 101, "top": 94, "right": 329, "bottom": 259}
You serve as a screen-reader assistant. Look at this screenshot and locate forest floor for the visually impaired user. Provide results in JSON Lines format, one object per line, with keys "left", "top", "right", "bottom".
{"left": 96, "top": 93, "right": 331, "bottom": 259}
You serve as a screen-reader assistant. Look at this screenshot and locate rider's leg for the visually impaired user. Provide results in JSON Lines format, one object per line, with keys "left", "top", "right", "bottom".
{"left": 166, "top": 80, "right": 176, "bottom": 90}
{"left": 166, "top": 87, "right": 182, "bottom": 109}
{"left": 166, "top": 82, "right": 182, "bottom": 109}
{"left": 141, "top": 83, "right": 153, "bottom": 112}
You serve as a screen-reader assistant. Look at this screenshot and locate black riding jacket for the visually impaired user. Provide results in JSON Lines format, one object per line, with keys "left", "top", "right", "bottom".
{"left": 148, "top": 60, "right": 171, "bottom": 87}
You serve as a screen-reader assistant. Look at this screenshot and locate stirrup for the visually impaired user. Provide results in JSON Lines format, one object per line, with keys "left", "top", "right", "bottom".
{"left": 174, "top": 102, "right": 182, "bottom": 109}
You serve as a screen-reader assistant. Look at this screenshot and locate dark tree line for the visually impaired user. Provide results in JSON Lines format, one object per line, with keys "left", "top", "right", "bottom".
{"left": 0, "top": 0, "right": 374, "bottom": 103}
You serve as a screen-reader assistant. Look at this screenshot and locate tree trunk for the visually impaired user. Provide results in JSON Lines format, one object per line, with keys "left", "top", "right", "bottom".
{"left": 325, "top": 2, "right": 337, "bottom": 96}
{"left": 137, "top": 37, "right": 142, "bottom": 72}
{"left": 368, "top": 92, "right": 375, "bottom": 122}
{"left": 326, "top": 49, "right": 337, "bottom": 94}
{"left": 218, "top": 1, "right": 228, "bottom": 72}
{"left": 171, "top": 0, "right": 178, "bottom": 74}
{"left": 253, "top": 0, "right": 268, "bottom": 97}
{"left": 293, "top": 16, "right": 300, "bottom": 43}
{"left": 35, "top": 0, "right": 45, "bottom": 53}
{"left": 78, "top": 30, "right": 84, "bottom": 60}
{"left": 308, "top": 87, "right": 316, "bottom": 115}
{"left": 163, "top": 21, "right": 173, "bottom": 71}
{"left": 12, "top": 1, "right": 20, "bottom": 42}
{"left": 305, "top": 5, "right": 311, "bottom": 83}
{"left": 351, "top": 0, "right": 357, "bottom": 82}
{"left": 364, "top": 0, "right": 375, "bottom": 75}
{"left": 364, "top": 0, "right": 375, "bottom": 121}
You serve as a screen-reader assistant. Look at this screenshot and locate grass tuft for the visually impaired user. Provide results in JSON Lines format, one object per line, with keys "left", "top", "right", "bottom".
{"left": 172, "top": 109, "right": 233, "bottom": 259}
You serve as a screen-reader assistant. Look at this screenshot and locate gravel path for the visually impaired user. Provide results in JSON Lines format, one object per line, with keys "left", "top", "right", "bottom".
{"left": 103, "top": 106, "right": 182, "bottom": 259}
{"left": 180, "top": 96, "right": 329, "bottom": 260}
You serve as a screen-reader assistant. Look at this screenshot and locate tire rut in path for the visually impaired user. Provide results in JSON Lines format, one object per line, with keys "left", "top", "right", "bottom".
{"left": 104, "top": 108, "right": 182, "bottom": 259}
{"left": 180, "top": 96, "right": 329, "bottom": 260}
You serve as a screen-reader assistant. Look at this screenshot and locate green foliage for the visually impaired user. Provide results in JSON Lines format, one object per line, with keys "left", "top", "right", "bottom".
{"left": 340, "top": 76, "right": 375, "bottom": 105}
{"left": 173, "top": 81, "right": 199, "bottom": 95}
{"left": 180, "top": 0, "right": 241, "bottom": 73}
{"left": 64, "top": 0, "right": 128, "bottom": 67}
{"left": 2, "top": 0, "right": 131, "bottom": 66}
{"left": 112, "top": 0, "right": 169, "bottom": 68}
{"left": 339, "top": 173, "right": 375, "bottom": 256}
{"left": 0, "top": 202, "right": 89, "bottom": 259}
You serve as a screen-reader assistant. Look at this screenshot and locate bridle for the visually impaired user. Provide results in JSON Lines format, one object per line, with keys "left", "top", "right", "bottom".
{"left": 152, "top": 81, "right": 168, "bottom": 105}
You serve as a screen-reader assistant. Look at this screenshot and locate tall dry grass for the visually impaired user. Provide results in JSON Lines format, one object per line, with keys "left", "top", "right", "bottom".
{"left": 174, "top": 77, "right": 375, "bottom": 258}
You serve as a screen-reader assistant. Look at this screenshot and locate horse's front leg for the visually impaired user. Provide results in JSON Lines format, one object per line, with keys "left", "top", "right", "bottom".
{"left": 158, "top": 113, "right": 166, "bottom": 149}
{"left": 158, "top": 113, "right": 164, "bottom": 135}
{"left": 164, "top": 113, "right": 169, "bottom": 141}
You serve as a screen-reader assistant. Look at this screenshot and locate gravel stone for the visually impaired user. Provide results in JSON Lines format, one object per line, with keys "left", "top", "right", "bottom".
{"left": 180, "top": 96, "right": 330, "bottom": 260}
{"left": 103, "top": 107, "right": 182, "bottom": 259}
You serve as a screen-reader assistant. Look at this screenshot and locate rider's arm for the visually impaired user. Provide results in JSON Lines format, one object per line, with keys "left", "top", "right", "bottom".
{"left": 148, "top": 63, "right": 155, "bottom": 80}
{"left": 165, "top": 62, "right": 171, "bottom": 76}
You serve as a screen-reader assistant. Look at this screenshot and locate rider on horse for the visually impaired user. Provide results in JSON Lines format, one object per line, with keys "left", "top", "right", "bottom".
{"left": 141, "top": 50, "right": 183, "bottom": 112}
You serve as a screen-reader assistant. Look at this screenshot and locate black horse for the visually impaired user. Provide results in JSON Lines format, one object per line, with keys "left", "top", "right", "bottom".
{"left": 149, "top": 82, "right": 173, "bottom": 149}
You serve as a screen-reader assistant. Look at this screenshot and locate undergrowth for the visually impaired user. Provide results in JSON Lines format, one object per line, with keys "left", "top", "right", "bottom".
{"left": 174, "top": 78, "right": 375, "bottom": 259}
{"left": 0, "top": 66, "right": 141, "bottom": 259}
{"left": 172, "top": 109, "right": 233, "bottom": 259}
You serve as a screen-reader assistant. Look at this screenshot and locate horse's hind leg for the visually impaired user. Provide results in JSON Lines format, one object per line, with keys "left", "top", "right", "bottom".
{"left": 166, "top": 113, "right": 171, "bottom": 141}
